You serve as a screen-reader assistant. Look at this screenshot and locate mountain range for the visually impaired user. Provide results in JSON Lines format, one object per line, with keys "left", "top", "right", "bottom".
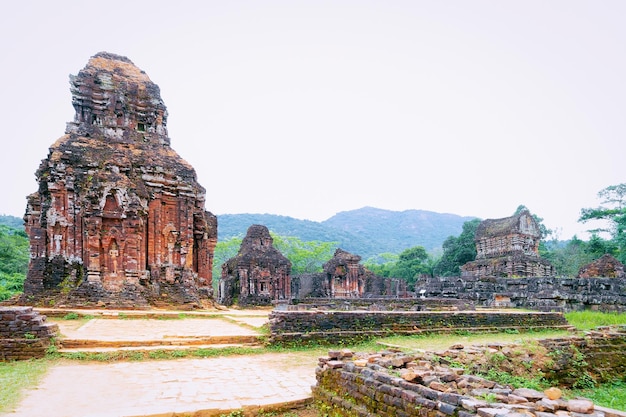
{"left": 217, "top": 206, "right": 477, "bottom": 260}
{"left": 0, "top": 207, "right": 478, "bottom": 261}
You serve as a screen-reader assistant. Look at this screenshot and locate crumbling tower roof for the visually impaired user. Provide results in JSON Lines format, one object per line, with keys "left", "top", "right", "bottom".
{"left": 66, "top": 51, "right": 171, "bottom": 147}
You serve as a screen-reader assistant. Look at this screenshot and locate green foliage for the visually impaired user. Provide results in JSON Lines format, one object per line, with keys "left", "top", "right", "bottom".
{"left": 212, "top": 234, "right": 337, "bottom": 282}
{"left": 579, "top": 183, "right": 626, "bottom": 263}
{"left": 212, "top": 236, "right": 243, "bottom": 284}
{"left": 272, "top": 234, "right": 336, "bottom": 274}
{"left": 0, "top": 359, "right": 49, "bottom": 413}
{"left": 0, "top": 224, "right": 29, "bottom": 301}
{"left": 363, "top": 252, "right": 399, "bottom": 276}
{"left": 218, "top": 208, "right": 475, "bottom": 259}
{"left": 385, "top": 246, "right": 430, "bottom": 290}
{"left": 564, "top": 310, "right": 626, "bottom": 331}
{"left": 481, "top": 368, "right": 548, "bottom": 390}
{"left": 219, "top": 411, "right": 244, "bottom": 417}
{"left": 567, "top": 380, "right": 626, "bottom": 411}
{"left": 433, "top": 219, "right": 480, "bottom": 276}
{"left": 541, "top": 236, "right": 595, "bottom": 277}
{"left": 364, "top": 246, "right": 435, "bottom": 290}
{"left": 0, "top": 215, "right": 25, "bottom": 230}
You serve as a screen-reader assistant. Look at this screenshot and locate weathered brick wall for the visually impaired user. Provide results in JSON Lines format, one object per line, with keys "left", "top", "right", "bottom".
{"left": 314, "top": 333, "right": 626, "bottom": 417}
{"left": 0, "top": 307, "right": 59, "bottom": 361}
{"left": 539, "top": 327, "right": 626, "bottom": 385}
{"left": 415, "top": 276, "right": 626, "bottom": 312}
{"left": 268, "top": 310, "right": 571, "bottom": 344}
{"left": 288, "top": 297, "right": 474, "bottom": 311}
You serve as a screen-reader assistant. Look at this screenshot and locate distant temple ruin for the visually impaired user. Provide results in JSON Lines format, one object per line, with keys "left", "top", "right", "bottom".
{"left": 322, "top": 249, "right": 367, "bottom": 297}
{"left": 293, "top": 248, "right": 407, "bottom": 299}
{"left": 22, "top": 52, "right": 217, "bottom": 308}
{"left": 461, "top": 210, "right": 554, "bottom": 278}
{"left": 577, "top": 254, "right": 625, "bottom": 278}
{"left": 218, "top": 225, "right": 291, "bottom": 306}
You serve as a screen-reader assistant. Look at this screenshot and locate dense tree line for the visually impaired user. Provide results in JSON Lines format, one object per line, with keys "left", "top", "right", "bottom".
{"left": 0, "top": 224, "right": 29, "bottom": 301}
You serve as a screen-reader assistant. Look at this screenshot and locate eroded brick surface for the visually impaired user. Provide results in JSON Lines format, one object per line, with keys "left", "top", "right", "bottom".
{"left": 22, "top": 52, "right": 216, "bottom": 309}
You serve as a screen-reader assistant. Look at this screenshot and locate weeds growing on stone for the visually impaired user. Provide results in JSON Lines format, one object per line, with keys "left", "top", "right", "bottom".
{"left": 566, "top": 380, "right": 626, "bottom": 411}
{"left": 53, "top": 346, "right": 267, "bottom": 362}
{"left": 218, "top": 410, "right": 244, "bottom": 417}
{"left": 480, "top": 368, "right": 548, "bottom": 390}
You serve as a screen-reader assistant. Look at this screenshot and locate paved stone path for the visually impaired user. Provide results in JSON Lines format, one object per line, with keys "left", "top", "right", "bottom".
{"left": 7, "top": 353, "right": 316, "bottom": 417}
{"left": 59, "top": 316, "right": 260, "bottom": 341}
{"left": 4, "top": 310, "right": 319, "bottom": 417}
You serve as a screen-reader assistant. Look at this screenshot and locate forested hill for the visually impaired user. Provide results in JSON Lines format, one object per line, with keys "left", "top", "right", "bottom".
{"left": 0, "top": 208, "right": 477, "bottom": 260}
{"left": 218, "top": 207, "right": 477, "bottom": 260}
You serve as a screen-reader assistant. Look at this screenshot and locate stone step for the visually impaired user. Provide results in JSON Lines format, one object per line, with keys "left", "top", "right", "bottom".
{"left": 60, "top": 334, "right": 262, "bottom": 349}
{"left": 58, "top": 342, "right": 262, "bottom": 354}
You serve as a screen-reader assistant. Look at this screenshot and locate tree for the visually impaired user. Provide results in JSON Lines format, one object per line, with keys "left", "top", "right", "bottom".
{"left": 541, "top": 236, "right": 595, "bottom": 277}
{"left": 433, "top": 219, "right": 480, "bottom": 277}
{"left": 385, "top": 246, "right": 431, "bottom": 291}
{"left": 272, "top": 234, "right": 337, "bottom": 275}
{"left": 579, "top": 183, "right": 626, "bottom": 263}
{"left": 211, "top": 236, "right": 243, "bottom": 287}
{"left": 363, "top": 253, "right": 398, "bottom": 277}
{"left": 0, "top": 224, "right": 29, "bottom": 301}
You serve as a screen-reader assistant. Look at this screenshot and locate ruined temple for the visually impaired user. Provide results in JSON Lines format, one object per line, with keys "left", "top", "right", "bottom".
{"left": 322, "top": 249, "right": 366, "bottom": 298}
{"left": 577, "top": 254, "right": 625, "bottom": 278}
{"left": 22, "top": 52, "right": 217, "bottom": 308}
{"left": 218, "top": 225, "right": 291, "bottom": 306}
{"left": 292, "top": 248, "right": 407, "bottom": 299}
{"left": 461, "top": 210, "right": 553, "bottom": 278}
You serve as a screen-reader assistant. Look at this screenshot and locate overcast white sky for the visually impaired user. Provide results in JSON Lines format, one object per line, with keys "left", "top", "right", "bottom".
{"left": 1, "top": 1, "right": 624, "bottom": 240}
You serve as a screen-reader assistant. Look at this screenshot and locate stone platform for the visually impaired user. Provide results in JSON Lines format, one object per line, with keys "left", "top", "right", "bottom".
{"left": 5, "top": 309, "right": 318, "bottom": 417}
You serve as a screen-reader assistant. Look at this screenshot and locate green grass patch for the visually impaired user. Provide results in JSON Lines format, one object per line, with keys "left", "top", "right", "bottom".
{"left": 372, "top": 329, "right": 570, "bottom": 352}
{"left": 0, "top": 359, "right": 50, "bottom": 413}
{"left": 566, "top": 380, "right": 626, "bottom": 411}
{"left": 479, "top": 368, "right": 548, "bottom": 391}
{"left": 564, "top": 311, "right": 626, "bottom": 331}
{"left": 57, "top": 346, "right": 269, "bottom": 362}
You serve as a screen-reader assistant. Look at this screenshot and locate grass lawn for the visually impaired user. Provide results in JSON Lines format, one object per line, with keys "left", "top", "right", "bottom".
{"left": 564, "top": 310, "right": 626, "bottom": 330}
{"left": 0, "top": 359, "right": 50, "bottom": 412}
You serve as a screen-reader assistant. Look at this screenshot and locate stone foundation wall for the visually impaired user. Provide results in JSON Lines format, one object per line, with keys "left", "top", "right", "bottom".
{"left": 268, "top": 310, "right": 571, "bottom": 345}
{"left": 314, "top": 330, "right": 626, "bottom": 417}
{"left": 287, "top": 298, "right": 474, "bottom": 311}
{"left": 538, "top": 327, "right": 626, "bottom": 385}
{"left": 0, "top": 307, "right": 59, "bottom": 361}
{"left": 415, "top": 276, "right": 626, "bottom": 312}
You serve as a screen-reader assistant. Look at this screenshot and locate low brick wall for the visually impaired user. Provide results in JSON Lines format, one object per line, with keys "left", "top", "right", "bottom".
{"left": 314, "top": 331, "right": 626, "bottom": 417}
{"left": 287, "top": 297, "right": 474, "bottom": 311}
{"left": 268, "top": 310, "right": 571, "bottom": 345}
{"left": 538, "top": 326, "right": 626, "bottom": 385}
{"left": 0, "top": 306, "right": 59, "bottom": 361}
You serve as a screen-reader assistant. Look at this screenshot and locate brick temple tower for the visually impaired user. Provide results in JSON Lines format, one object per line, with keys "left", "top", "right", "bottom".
{"left": 23, "top": 52, "right": 217, "bottom": 308}
{"left": 461, "top": 210, "right": 553, "bottom": 278}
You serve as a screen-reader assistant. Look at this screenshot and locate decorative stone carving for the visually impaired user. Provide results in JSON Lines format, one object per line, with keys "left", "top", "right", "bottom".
{"left": 461, "top": 210, "right": 553, "bottom": 278}
{"left": 322, "top": 249, "right": 367, "bottom": 298}
{"left": 218, "top": 225, "right": 291, "bottom": 306}
{"left": 292, "top": 249, "right": 407, "bottom": 299}
{"left": 577, "top": 254, "right": 625, "bottom": 278}
{"left": 22, "top": 52, "right": 217, "bottom": 308}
